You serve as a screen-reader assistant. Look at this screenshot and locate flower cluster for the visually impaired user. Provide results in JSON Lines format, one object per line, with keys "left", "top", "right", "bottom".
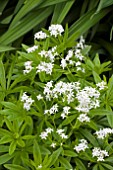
{"left": 95, "top": 128, "right": 113, "bottom": 139}
{"left": 40, "top": 128, "right": 68, "bottom": 141}
{"left": 92, "top": 147, "right": 109, "bottom": 161}
{"left": 21, "top": 92, "right": 34, "bottom": 111}
{"left": 77, "top": 113, "right": 90, "bottom": 123}
{"left": 23, "top": 25, "right": 87, "bottom": 76}
{"left": 48, "top": 24, "right": 64, "bottom": 37}
{"left": 61, "top": 106, "right": 71, "bottom": 119}
{"left": 40, "top": 127, "right": 53, "bottom": 140}
{"left": 26, "top": 45, "right": 38, "bottom": 53}
{"left": 38, "top": 46, "right": 58, "bottom": 63}
{"left": 96, "top": 81, "right": 107, "bottom": 90}
{"left": 44, "top": 81, "right": 80, "bottom": 103}
{"left": 34, "top": 31, "right": 47, "bottom": 40}
{"left": 36, "top": 62, "right": 54, "bottom": 75}
{"left": 23, "top": 61, "right": 33, "bottom": 74}
{"left": 74, "top": 139, "right": 89, "bottom": 153}
{"left": 75, "top": 86, "right": 100, "bottom": 113}
{"left": 44, "top": 104, "right": 58, "bottom": 115}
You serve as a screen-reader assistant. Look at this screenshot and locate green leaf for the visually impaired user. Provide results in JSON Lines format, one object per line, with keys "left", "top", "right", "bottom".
{"left": 9, "top": 140, "right": 17, "bottom": 155}
{"left": 90, "top": 109, "right": 113, "bottom": 116}
{"left": 4, "top": 164, "right": 27, "bottom": 170}
{"left": 0, "top": 45, "right": 15, "bottom": 53}
{"left": 59, "top": 156, "right": 73, "bottom": 169}
{"left": 0, "top": 136, "right": 12, "bottom": 145}
{"left": 49, "top": 147, "right": 63, "bottom": 167}
{"left": 0, "top": 153, "right": 14, "bottom": 165}
{"left": 75, "top": 158, "right": 87, "bottom": 170}
{"left": 68, "top": 7, "right": 111, "bottom": 43}
{"left": 92, "top": 164, "right": 98, "bottom": 170}
{"left": 99, "top": 164, "right": 105, "bottom": 170}
{"left": 53, "top": 168, "right": 65, "bottom": 170}
{"left": 33, "top": 140, "right": 42, "bottom": 164}
{"left": 51, "top": 1, "right": 74, "bottom": 24}
{"left": 64, "top": 150, "right": 77, "bottom": 157}
{"left": 0, "top": 7, "right": 53, "bottom": 45}
{"left": 80, "top": 128, "right": 99, "bottom": 146}
{"left": 93, "top": 71, "right": 101, "bottom": 83}
{"left": 0, "top": 59, "right": 6, "bottom": 90}
{"left": 1, "top": 102, "right": 19, "bottom": 111}
{"left": 10, "top": 0, "right": 44, "bottom": 28}
{"left": 93, "top": 53, "right": 101, "bottom": 68}
{"left": 102, "top": 163, "right": 113, "bottom": 170}
{"left": 62, "top": 115, "right": 76, "bottom": 126}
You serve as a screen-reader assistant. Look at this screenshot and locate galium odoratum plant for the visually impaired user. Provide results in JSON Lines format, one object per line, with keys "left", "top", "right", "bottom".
{"left": 1, "top": 24, "right": 113, "bottom": 170}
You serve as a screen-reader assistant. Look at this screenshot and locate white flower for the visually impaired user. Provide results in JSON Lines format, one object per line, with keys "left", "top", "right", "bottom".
{"left": 37, "top": 94, "right": 43, "bottom": 100}
{"left": 63, "top": 106, "right": 70, "bottom": 114}
{"left": 23, "top": 102, "right": 31, "bottom": 111}
{"left": 76, "top": 36, "right": 85, "bottom": 49}
{"left": 61, "top": 113, "right": 67, "bottom": 119}
{"left": 38, "top": 46, "right": 58, "bottom": 63}
{"left": 75, "top": 86, "right": 100, "bottom": 113}
{"left": 49, "top": 104, "right": 58, "bottom": 115}
{"left": 92, "top": 147, "right": 109, "bottom": 161}
{"left": 61, "top": 106, "right": 70, "bottom": 119}
{"left": 75, "top": 61, "right": 81, "bottom": 66}
{"left": 95, "top": 128, "right": 113, "bottom": 139}
{"left": 26, "top": 45, "right": 38, "bottom": 53}
{"left": 74, "top": 139, "right": 88, "bottom": 153}
{"left": 56, "top": 129, "right": 68, "bottom": 139}
{"left": 37, "top": 164, "right": 42, "bottom": 169}
{"left": 40, "top": 131, "right": 48, "bottom": 140}
{"left": 51, "top": 142, "right": 56, "bottom": 148}
{"left": 36, "top": 62, "right": 54, "bottom": 75}
{"left": 65, "top": 50, "right": 73, "bottom": 61}
{"left": 49, "top": 24, "right": 64, "bottom": 37}
{"left": 56, "top": 129, "right": 64, "bottom": 135}
{"left": 34, "top": 31, "right": 47, "bottom": 39}
{"left": 21, "top": 92, "right": 29, "bottom": 102}
{"left": 77, "top": 113, "right": 90, "bottom": 123}
{"left": 60, "top": 133, "right": 68, "bottom": 139}
{"left": 96, "top": 81, "right": 107, "bottom": 90}
{"left": 60, "top": 59, "right": 67, "bottom": 69}
{"left": 45, "top": 127, "right": 53, "bottom": 134}
{"left": 23, "top": 61, "right": 33, "bottom": 74}
{"left": 21, "top": 93, "right": 34, "bottom": 111}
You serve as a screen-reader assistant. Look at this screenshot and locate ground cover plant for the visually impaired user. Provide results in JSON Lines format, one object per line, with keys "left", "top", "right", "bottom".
{"left": 0, "top": 24, "right": 113, "bottom": 170}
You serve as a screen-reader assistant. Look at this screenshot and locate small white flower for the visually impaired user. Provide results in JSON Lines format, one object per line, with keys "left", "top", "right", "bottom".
{"left": 75, "top": 61, "right": 81, "bottom": 66}
{"left": 77, "top": 113, "right": 90, "bottom": 123}
{"left": 37, "top": 94, "right": 43, "bottom": 100}
{"left": 95, "top": 128, "right": 113, "bottom": 139}
{"left": 26, "top": 45, "right": 38, "bottom": 53}
{"left": 92, "top": 147, "right": 109, "bottom": 161}
{"left": 65, "top": 50, "right": 73, "bottom": 61}
{"left": 60, "top": 58, "right": 67, "bottom": 69}
{"left": 34, "top": 31, "right": 47, "bottom": 39}
{"left": 45, "top": 127, "right": 53, "bottom": 134}
{"left": 40, "top": 131, "right": 48, "bottom": 140}
{"left": 51, "top": 142, "right": 56, "bottom": 148}
{"left": 56, "top": 129, "right": 64, "bottom": 135}
{"left": 21, "top": 92, "right": 28, "bottom": 102}
{"left": 23, "top": 61, "right": 33, "bottom": 74}
{"left": 61, "top": 113, "right": 67, "bottom": 119}
{"left": 96, "top": 81, "right": 107, "bottom": 90}
{"left": 49, "top": 24, "right": 64, "bottom": 37}
{"left": 49, "top": 104, "right": 58, "bottom": 115}
{"left": 60, "top": 133, "right": 68, "bottom": 139}
{"left": 37, "top": 164, "right": 42, "bottom": 169}
{"left": 21, "top": 93, "right": 34, "bottom": 111}
{"left": 74, "top": 139, "right": 88, "bottom": 153}
{"left": 36, "top": 62, "right": 54, "bottom": 75}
